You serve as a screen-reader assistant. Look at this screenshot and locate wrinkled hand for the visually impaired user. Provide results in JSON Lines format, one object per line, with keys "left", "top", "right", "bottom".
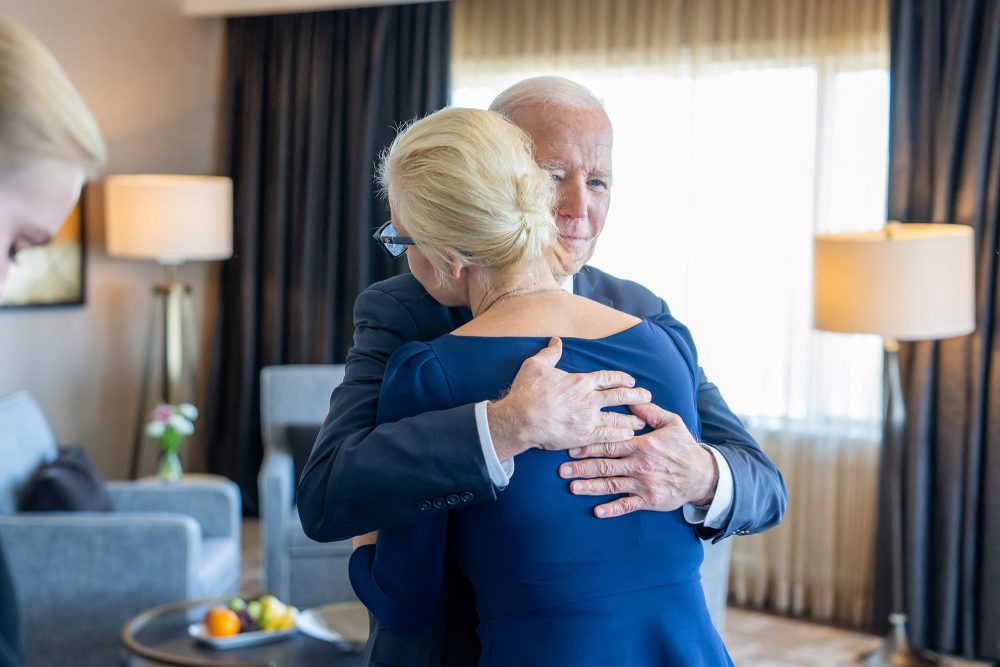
{"left": 488, "top": 337, "right": 650, "bottom": 461}
{"left": 559, "top": 402, "right": 718, "bottom": 518}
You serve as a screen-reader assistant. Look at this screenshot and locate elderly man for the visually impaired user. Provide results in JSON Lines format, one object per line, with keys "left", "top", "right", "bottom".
{"left": 298, "top": 76, "right": 785, "bottom": 665}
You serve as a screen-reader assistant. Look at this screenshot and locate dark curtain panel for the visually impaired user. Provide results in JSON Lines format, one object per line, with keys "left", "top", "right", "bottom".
{"left": 880, "top": 0, "right": 1000, "bottom": 659}
{"left": 207, "top": 2, "right": 451, "bottom": 513}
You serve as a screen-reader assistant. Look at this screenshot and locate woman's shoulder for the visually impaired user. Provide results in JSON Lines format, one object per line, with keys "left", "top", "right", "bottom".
{"left": 385, "top": 339, "right": 439, "bottom": 378}
{"left": 378, "top": 340, "right": 458, "bottom": 423}
{"left": 640, "top": 312, "right": 699, "bottom": 371}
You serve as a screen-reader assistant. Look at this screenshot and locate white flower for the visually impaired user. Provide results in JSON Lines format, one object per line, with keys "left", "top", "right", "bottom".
{"left": 146, "top": 421, "right": 166, "bottom": 438}
{"left": 168, "top": 414, "right": 195, "bottom": 436}
{"left": 178, "top": 403, "right": 199, "bottom": 421}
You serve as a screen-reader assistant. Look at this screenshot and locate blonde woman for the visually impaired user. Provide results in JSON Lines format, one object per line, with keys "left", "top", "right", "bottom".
{"left": 0, "top": 15, "right": 105, "bottom": 288}
{"left": 349, "top": 108, "right": 732, "bottom": 666}
{"left": 0, "top": 15, "right": 104, "bottom": 667}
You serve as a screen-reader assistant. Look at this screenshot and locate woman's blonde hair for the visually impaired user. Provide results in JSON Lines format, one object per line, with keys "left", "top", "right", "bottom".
{"left": 0, "top": 15, "right": 105, "bottom": 176}
{"left": 378, "top": 107, "right": 561, "bottom": 282}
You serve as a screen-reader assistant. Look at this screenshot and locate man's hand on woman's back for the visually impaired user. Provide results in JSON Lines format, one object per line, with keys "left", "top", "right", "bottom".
{"left": 486, "top": 337, "right": 651, "bottom": 461}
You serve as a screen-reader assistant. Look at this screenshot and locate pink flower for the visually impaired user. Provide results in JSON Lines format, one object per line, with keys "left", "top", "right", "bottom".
{"left": 152, "top": 404, "right": 173, "bottom": 422}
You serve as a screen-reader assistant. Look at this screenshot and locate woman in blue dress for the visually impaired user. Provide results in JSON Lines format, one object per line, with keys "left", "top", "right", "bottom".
{"left": 349, "top": 107, "right": 733, "bottom": 666}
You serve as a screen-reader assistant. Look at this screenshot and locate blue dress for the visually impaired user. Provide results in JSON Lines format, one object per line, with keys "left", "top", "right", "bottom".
{"left": 350, "top": 314, "right": 734, "bottom": 666}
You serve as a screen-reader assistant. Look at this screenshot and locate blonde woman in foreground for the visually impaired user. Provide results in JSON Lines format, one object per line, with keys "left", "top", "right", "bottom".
{"left": 0, "top": 15, "right": 104, "bottom": 287}
{"left": 349, "top": 107, "right": 732, "bottom": 666}
{"left": 0, "top": 15, "right": 105, "bottom": 667}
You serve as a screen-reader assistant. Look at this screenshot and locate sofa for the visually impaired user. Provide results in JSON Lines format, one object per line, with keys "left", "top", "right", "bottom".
{"left": 0, "top": 391, "right": 242, "bottom": 667}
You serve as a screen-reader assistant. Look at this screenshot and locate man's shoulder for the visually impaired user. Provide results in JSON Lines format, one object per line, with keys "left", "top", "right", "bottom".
{"left": 362, "top": 272, "right": 426, "bottom": 302}
{"left": 577, "top": 265, "right": 669, "bottom": 317}
{"left": 357, "top": 272, "right": 467, "bottom": 341}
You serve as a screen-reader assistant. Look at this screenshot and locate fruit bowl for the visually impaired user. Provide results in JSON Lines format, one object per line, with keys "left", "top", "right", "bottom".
{"left": 188, "top": 621, "right": 297, "bottom": 649}
{"left": 190, "top": 595, "right": 299, "bottom": 649}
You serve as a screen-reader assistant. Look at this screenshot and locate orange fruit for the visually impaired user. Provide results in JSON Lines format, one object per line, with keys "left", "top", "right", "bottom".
{"left": 204, "top": 607, "right": 241, "bottom": 636}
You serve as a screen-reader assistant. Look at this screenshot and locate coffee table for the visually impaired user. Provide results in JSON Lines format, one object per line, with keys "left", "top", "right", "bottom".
{"left": 121, "top": 596, "right": 366, "bottom": 667}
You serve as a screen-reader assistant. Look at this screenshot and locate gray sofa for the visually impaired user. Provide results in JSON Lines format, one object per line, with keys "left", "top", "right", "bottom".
{"left": 0, "top": 391, "right": 242, "bottom": 667}
{"left": 260, "top": 364, "right": 731, "bottom": 629}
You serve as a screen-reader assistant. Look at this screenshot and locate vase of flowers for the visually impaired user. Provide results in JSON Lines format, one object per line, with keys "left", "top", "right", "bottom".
{"left": 146, "top": 403, "right": 198, "bottom": 482}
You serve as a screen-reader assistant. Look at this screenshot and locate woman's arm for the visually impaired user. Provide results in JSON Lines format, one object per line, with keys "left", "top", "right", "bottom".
{"left": 347, "top": 342, "right": 458, "bottom": 633}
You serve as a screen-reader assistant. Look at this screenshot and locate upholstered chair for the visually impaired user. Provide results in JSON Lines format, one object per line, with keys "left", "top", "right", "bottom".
{"left": 258, "top": 365, "right": 356, "bottom": 609}
{"left": 0, "top": 391, "right": 241, "bottom": 667}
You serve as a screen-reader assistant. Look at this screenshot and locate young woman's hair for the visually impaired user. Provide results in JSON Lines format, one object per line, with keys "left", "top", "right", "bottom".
{"left": 489, "top": 76, "right": 604, "bottom": 118}
{"left": 379, "top": 107, "right": 561, "bottom": 281}
{"left": 0, "top": 16, "right": 105, "bottom": 177}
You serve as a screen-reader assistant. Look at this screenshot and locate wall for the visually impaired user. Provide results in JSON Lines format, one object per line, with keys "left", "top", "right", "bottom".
{"left": 0, "top": 0, "right": 225, "bottom": 479}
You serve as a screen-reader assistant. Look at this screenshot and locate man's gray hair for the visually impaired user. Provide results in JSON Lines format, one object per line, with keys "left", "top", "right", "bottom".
{"left": 489, "top": 76, "right": 604, "bottom": 118}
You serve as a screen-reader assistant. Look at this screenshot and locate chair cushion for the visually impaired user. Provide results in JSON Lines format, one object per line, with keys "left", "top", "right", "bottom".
{"left": 285, "top": 424, "right": 321, "bottom": 498}
{"left": 0, "top": 391, "right": 59, "bottom": 514}
{"left": 19, "top": 446, "right": 112, "bottom": 512}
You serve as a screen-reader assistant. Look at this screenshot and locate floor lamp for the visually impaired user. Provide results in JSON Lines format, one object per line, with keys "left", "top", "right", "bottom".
{"left": 105, "top": 175, "right": 233, "bottom": 479}
{"left": 813, "top": 222, "right": 975, "bottom": 667}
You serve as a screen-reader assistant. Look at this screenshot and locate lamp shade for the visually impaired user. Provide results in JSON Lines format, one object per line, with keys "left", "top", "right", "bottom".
{"left": 105, "top": 175, "right": 233, "bottom": 264}
{"left": 813, "top": 223, "right": 975, "bottom": 341}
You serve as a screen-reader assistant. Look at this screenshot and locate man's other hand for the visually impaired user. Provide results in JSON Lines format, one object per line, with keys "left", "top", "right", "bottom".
{"left": 558, "top": 402, "right": 719, "bottom": 518}
{"left": 487, "top": 337, "right": 650, "bottom": 461}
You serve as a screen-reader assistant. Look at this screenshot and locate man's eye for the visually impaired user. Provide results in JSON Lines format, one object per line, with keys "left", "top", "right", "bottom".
{"left": 549, "top": 173, "right": 563, "bottom": 183}
{"left": 588, "top": 179, "right": 607, "bottom": 189}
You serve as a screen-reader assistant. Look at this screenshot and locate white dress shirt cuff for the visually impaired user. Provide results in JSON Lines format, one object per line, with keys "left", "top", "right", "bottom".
{"left": 475, "top": 400, "right": 513, "bottom": 488}
{"left": 682, "top": 445, "right": 733, "bottom": 528}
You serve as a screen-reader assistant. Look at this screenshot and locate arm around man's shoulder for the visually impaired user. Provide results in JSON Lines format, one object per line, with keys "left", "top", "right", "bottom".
{"left": 297, "top": 275, "right": 494, "bottom": 543}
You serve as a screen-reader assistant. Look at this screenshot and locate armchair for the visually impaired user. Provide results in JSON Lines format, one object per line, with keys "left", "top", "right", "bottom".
{"left": 0, "top": 391, "right": 241, "bottom": 667}
{"left": 259, "top": 365, "right": 356, "bottom": 609}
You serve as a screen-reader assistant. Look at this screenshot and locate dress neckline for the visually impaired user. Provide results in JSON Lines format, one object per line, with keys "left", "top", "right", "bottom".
{"left": 442, "top": 318, "right": 650, "bottom": 343}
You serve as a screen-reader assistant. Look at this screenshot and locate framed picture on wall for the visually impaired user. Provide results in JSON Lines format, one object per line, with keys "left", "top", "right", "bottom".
{"left": 0, "top": 194, "right": 86, "bottom": 308}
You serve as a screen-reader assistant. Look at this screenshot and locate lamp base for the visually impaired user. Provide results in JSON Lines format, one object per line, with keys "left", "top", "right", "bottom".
{"left": 859, "top": 614, "right": 952, "bottom": 666}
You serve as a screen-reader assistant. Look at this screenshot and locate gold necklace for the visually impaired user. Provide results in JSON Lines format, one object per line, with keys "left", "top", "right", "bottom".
{"left": 475, "top": 286, "right": 562, "bottom": 316}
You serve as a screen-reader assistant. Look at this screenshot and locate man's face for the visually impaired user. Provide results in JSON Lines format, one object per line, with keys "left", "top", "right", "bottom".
{"left": 0, "top": 160, "right": 85, "bottom": 291}
{"left": 510, "top": 104, "right": 613, "bottom": 276}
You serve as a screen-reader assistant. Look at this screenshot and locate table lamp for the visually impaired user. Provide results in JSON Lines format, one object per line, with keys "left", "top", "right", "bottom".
{"left": 105, "top": 174, "right": 233, "bottom": 479}
{"left": 813, "top": 222, "right": 975, "bottom": 666}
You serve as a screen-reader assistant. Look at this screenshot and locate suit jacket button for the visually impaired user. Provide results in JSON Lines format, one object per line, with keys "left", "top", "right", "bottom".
{"left": 433, "top": 497, "right": 446, "bottom": 509}
{"left": 418, "top": 500, "right": 432, "bottom": 511}
{"left": 460, "top": 492, "right": 474, "bottom": 503}
{"left": 446, "top": 494, "right": 460, "bottom": 506}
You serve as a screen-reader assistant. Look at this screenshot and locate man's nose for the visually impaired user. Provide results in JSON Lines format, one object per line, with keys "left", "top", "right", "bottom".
{"left": 557, "top": 181, "right": 587, "bottom": 220}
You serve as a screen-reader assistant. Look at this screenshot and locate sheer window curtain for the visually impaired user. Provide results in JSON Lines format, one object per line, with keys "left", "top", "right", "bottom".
{"left": 453, "top": 0, "right": 888, "bottom": 627}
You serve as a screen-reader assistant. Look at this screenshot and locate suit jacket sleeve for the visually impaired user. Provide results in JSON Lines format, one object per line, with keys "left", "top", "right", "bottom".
{"left": 348, "top": 343, "right": 453, "bottom": 634}
{"left": 650, "top": 306, "right": 786, "bottom": 543}
{"left": 298, "top": 285, "right": 496, "bottom": 543}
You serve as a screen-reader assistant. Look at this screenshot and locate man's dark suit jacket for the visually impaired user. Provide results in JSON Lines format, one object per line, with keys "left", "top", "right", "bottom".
{"left": 298, "top": 265, "right": 786, "bottom": 666}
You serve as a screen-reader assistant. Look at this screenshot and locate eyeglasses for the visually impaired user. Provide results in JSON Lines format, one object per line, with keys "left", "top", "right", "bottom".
{"left": 372, "top": 220, "right": 415, "bottom": 258}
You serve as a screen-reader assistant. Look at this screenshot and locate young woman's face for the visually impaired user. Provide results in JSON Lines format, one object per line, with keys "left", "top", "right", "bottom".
{"left": 0, "top": 159, "right": 85, "bottom": 291}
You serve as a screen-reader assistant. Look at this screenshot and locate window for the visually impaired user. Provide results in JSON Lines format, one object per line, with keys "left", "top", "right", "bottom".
{"left": 453, "top": 68, "right": 888, "bottom": 424}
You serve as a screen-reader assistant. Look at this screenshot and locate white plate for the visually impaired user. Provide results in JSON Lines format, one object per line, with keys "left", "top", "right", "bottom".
{"left": 296, "top": 601, "right": 369, "bottom": 646}
{"left": 188, "top": 622, "right": 297, "bottom": 649}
